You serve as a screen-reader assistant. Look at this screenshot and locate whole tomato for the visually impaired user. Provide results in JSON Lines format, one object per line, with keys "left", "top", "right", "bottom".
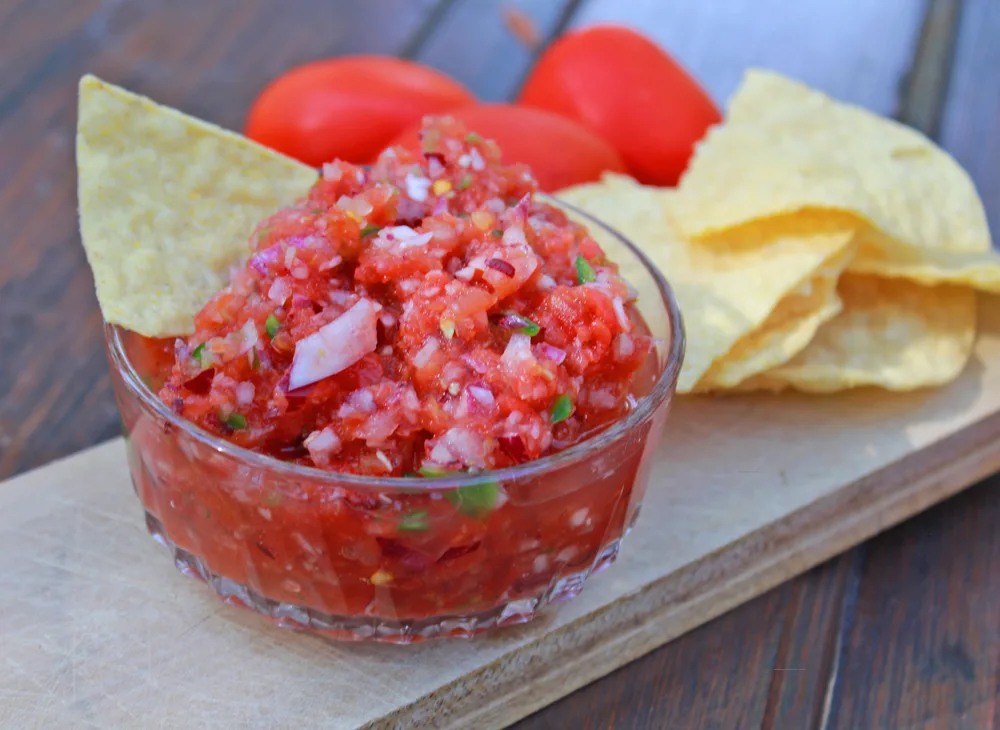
{"left": 245, "top": 56, "right": 477, "bottom": 166}
{"left": 389, "top": 104, "right": 627, "bottom": 192}
{"left": 518, "top": 26, "right": 721, "bottom": 186}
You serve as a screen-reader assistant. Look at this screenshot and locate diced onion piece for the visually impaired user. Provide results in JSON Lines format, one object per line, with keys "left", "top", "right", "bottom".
{"left": 614, "top": 333, "right": 635, "bottom": 361}
{"left": 405, "top": 173, "right": 431, "bottom": 202}
{"left": 502, "top": 333, "right": 535, "bottom": 368}
{"left": 484, "top": 197, "right": 505, "bottom": 213}
{"left": 249, "top": 245, "right": 280, "bottom": 274}
{"left": 289, "top": 299, "right": 378, "bottom": 389}
{"left": 467, "top": 385, "right": 495, "bottom": 407}
{"left": 267, "top": 277, "right": 292, "bottom": 304}
{"left": 238, "top": 319, "right": 258, "bottom": 354}
{"left": 335, "top": 194, "right": 374, "bottom": 218}
{"left": 612, "top": 297, "right": 631, "bottom": 331}
{"left": 432, "top": 427, "right": 487, "bottom": 468}
{"left": 318, "top": 255, "right": 343, "bottom": 272}
{"left": 235, "top": 381, "right": 255, "bottom": 406}
{"left": 304, "top": 426, "right": 342, "bottom": 463}
{"left": 469, "top": 148, "right": 486, "bottom": 171}
{"left": 536, "top": 342, "right": 566, "bottom": 364}
{"left": 398, "top": 231, "right": 434, "bottom": 250}
{"left": 502, "top": 225, "right": 527, "bottom": 247}
{"left": 322, "top": 161, "right": 345, "bottom": 181}
{"left": 412, "top": 338, "right": 440, "bottom": 368}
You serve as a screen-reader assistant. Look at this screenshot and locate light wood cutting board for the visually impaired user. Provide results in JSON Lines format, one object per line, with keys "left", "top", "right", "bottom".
{"left": 4, "top": 297, "right": 1000, "bottom": 730}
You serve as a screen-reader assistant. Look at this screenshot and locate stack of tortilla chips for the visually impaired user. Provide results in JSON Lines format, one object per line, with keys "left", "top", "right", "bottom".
{"left": 558, "top": 70, "right": 999, "bottom": 394}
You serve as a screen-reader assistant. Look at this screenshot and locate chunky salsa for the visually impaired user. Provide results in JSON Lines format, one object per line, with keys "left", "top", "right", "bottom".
{"left": 158, "top": 118, "right": 653, "bottom": 475}
{"left": 116, "top": 117, "right": 670, "bottom": 640}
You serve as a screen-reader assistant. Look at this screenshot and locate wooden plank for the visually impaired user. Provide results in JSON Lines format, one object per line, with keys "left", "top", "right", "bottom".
{"left": 516, "top": 555, "right": 856, "bottom": 730}
{"left": 939, "top": 0, "right": 1000, "bottom": 241}
{"left": 5, "top": 297, "right": 1000, "bottom": 729}
{"left": 515, "top": 580, "right": 790, "bottom": 730}
{"left": 413, "top": 0, "right": 578, "bottom": 101}
{"left": 0, "top": 0, "right": 440, "bottom": 480}
{"left": 823, "top": 480, "right": 1000, "bottom": 730}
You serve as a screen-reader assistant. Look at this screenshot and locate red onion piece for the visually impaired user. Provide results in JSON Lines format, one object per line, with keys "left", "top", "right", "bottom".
{"left": 536, "top": 342, "right": 566, "bottom": 365}
{"left": 485, "top": 258, "right": 515, "bottom": 277}
{"left": 249, "top": 244, "right": 281, "bottom": 274}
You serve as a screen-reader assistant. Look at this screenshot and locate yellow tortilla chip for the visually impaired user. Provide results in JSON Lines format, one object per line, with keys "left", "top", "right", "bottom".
{"left": 693, "top": 240, "right": 853, "bottom": 391}
{"left": 76, "top": 75, "right": 318, "bottom": 337}
{"left": 849, "top": 226, "right": 1000, "bottom": 291}
{"left": 738, "top": 275, "right": 976, "bottom": 393}
{"left": 557, "top": 174, "right": 856, "bottom": 393}
{"left": 669, "top": 69, "right": 995, "bottom": 286}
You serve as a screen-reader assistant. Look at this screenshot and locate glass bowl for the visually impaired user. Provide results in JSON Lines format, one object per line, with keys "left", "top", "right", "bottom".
{"left": 104, "top": 195, "right": 685, "bottom": 644}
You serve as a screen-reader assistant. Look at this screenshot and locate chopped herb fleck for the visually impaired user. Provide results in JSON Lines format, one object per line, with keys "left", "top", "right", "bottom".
{"left": 398, "top": 510, "right": 430, "bottom": 532}
{"left": 251, "top": 347, "right": 261, "bottom": 370}
{"left": 446, "top": 481, "right": 498, "bottom": 518}
{"left": 491, "top": 229, "right": 503, "bottom": 238}
{"left": 418, "top": 465, "right": 451, "bottom": 478}
{"left": 360, "top": 224, "right": 381, "bottom": 238}
{"left": 265, "top": 313, "right": 280, "bottom": 339}
{"left": 223, "top": 412, "right": 247, "bottom": 430}
{"left": 503, "top": 310, "right": 540, "bottom": 336}
{"left": 551, "top": 394, "right": 573, "bottom": 423}
{"left": 575, "top": 256, "right": 596, "bottom": 284}
{"left": 465, "top": 132, "right": 483, "bottom": 144}
{"left": 458, "top": 174, "right": 472, "bottom": 190}
{"left": 191, "top": 342, "right": 206, "bottom": 362}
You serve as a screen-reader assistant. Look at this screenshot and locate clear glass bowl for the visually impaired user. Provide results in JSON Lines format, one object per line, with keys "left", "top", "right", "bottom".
{"left": 104, "top": 196, "right": 685, "bottom": 644}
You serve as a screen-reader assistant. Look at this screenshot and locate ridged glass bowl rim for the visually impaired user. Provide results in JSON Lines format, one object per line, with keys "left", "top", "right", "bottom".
{"left": 105, "top": 194, "right": 686, "bottom": 492}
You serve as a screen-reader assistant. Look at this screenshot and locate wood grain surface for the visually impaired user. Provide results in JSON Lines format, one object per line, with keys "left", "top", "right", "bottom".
{"left": 1, "top": 0, "right": 998, "bottom": 728}
{"left": 6, "top": 298, "right": 1000, "bottom": 729}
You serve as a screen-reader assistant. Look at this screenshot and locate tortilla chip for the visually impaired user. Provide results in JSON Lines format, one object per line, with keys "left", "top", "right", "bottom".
{"left": 738, "top": 275, "right": 976, "bottom": 393}
{"left": 557, "top": 174, "right": 856, "bottom": 393}
{"left": 669, "top": 69, "right": 994, "bottom": 286}
{"left": 693, "top": 240, "right": 854, "bottom": 391}
{"left": 849, "top": 226, "right": 1000, "bottom": 291}
{"left": 76, "top": 75, "right": 318, "bottom": 337}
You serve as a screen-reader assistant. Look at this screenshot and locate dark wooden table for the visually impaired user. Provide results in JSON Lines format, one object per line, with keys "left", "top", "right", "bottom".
{"left": 2, "top": 0, "right": 998, "bottom": 727}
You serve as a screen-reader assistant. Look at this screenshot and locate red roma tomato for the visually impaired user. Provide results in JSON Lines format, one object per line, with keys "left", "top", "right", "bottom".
{"left": 389, "top": 104, "right": 627, "bottom": 192}
{"left": 518, "top": 25, "right": 721, "bottom": 186}
{"left": 245, "top": 56, "right": 477, "bottom": 166}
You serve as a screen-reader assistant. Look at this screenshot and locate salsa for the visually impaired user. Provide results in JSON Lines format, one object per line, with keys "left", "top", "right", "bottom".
{"left": 158, "top": 118, "right": 652, "bottom": 474}
{"left": 114, "top": 117, "right": 673, "bottom": 641}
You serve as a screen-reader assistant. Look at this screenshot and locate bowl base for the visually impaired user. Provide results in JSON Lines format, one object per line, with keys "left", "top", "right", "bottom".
{"left": 144, "top": 510, "right": 623, "bottom": 644}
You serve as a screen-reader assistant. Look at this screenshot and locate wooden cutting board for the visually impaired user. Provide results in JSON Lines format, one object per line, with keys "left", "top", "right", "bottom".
{"left": 5, "top": 297, "right": 1000, "bottom": 730}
